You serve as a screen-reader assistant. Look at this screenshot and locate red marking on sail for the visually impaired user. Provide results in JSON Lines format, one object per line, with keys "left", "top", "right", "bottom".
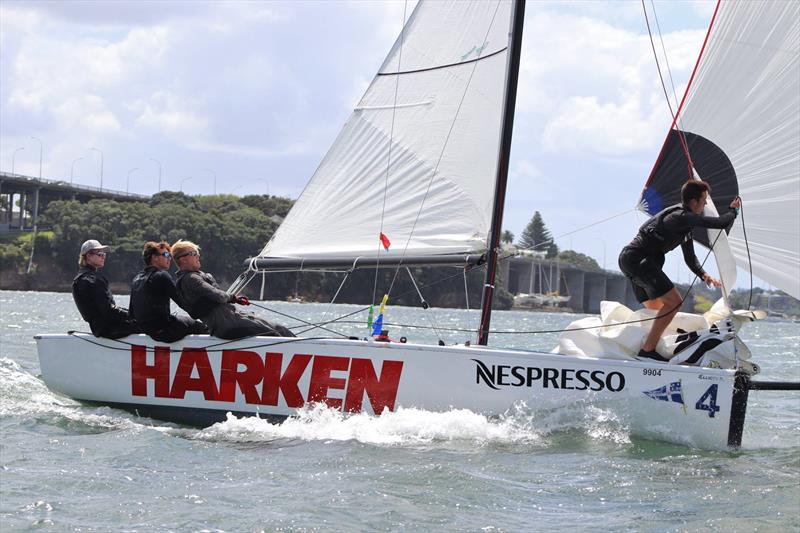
{"left": 643, "top": 0, "right": 722, "bottom": 189}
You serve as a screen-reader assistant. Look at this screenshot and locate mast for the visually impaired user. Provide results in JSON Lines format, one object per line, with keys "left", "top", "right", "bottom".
{"left": 477, "top": 0, "right": 526, "bottom": 346}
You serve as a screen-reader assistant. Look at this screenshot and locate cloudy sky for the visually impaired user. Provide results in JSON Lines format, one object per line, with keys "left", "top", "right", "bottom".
{"left": 2, "top": 0, "right": 733, "bottom": 284}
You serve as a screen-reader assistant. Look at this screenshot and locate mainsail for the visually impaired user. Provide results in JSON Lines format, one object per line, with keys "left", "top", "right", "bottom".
{"left": 641, "top": 0, "right": 800, "bottom": 300}
{"left": 258, "top": 0, "right": 513, "bottom": 261}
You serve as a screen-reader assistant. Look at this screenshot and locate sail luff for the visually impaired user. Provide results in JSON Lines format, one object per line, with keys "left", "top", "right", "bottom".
{"left": 477, "top": 0, "right": 526, "bottom": 346}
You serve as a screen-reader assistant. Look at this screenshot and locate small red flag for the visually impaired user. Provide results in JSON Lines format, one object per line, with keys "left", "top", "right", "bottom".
{"left": 379, "top": 232, "right": 391, "bottom": 251}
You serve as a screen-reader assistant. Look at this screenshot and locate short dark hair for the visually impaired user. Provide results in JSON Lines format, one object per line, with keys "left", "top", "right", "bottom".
{"left": 681, "top": 180, "right": 711, "bottom": 206}
{"left": 142, "top": 241, "right": 171, "bottom": 265}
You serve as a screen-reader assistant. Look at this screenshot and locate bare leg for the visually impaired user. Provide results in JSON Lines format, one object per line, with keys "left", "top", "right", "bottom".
{"left": 642, "top": 288, "right": 683, "bottom": 351}
{"left": 642, "top": 299, "right": 663, "bottom": 311}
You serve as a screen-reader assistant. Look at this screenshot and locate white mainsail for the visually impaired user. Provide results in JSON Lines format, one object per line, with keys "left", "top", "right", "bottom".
{"left": 644, "top": 0, "right": 800, "bottom": 300}
{"left": 259, "top": 0, "right": 513, "bottom": 260}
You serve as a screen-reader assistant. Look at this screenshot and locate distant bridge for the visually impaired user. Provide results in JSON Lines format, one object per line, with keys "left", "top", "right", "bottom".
{"left": 0, "top": 171, "right": 148, "bottom": 233}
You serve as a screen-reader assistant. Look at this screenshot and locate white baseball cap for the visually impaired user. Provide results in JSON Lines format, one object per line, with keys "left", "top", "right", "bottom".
{"left": 80, "top": 239, "right": 110, "bottom": 255}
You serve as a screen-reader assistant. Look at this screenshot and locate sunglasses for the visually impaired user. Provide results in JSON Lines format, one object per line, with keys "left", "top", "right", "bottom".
{"left": 176, "top": 251, "right": 199, "bottom": 259}
{"left": 90, "top": 251, "right": 107, "bottom": 257}
{"left": 159, "top": 251, "right": 172, "bottom": 258}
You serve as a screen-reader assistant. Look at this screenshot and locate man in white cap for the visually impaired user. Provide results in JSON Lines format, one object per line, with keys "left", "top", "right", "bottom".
{"left": 72, "top": 239, "right": 140, "bottom": 338}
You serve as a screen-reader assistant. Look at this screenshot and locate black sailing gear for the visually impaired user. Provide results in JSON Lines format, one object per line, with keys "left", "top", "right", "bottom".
{"left": 130, "top": 266, "right": 207, "bottom": 343}
{"left": 72, "top": 266, "right": 141, "bottom": 339}
{"left": 619, "top": 204, "right": 737, "bottom": 302}
{"left": 175, "top": 270, "right": 295, "bottom": 340}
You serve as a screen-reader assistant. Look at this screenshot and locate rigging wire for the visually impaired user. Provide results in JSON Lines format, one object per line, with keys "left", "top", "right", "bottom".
{"left": 405, "top": 267, "right": 446, "bottom": 343}
{"left": 321, "top": 228, "right": 725, "bottom": 336}
{"left": 643, "top": 0, "right": 755, "bottom": 313}
{"left": 649, "top": 0, "right": 682, "bottom": 113}
{"left": 235, "top": 207, "right": 645, "bottom": 337}
{"left": 641, "top": 0, "right": 695, "bottom": 181}
{"left": 384, "top": 0, "right": 504, "bottom": 299}
{"left": 372, "top": 0, "right": 409, "bottom": 309}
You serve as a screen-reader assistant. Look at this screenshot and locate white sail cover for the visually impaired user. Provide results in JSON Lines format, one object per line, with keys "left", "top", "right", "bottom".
{"left": 643, "top": 1, "right": 800, "bottom": 299}
{"left": 259, "top": 0, "right": 512, "bottom": 260}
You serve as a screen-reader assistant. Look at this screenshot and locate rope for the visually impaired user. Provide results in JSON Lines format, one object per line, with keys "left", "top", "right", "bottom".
{"left": 641, "top": 0, "right": 695, "bottom": 181}
{"left": 739, "top": 199, "right": 754, "bottom": 309}
{"left": 372, "top": 0, "right": 409, "bottom": 308}
{"left": 66, "top": 330, "right": 332, "bottom": 354}
{"left": 405, "top": 267, "right": 445, "bottom": 342}
{"left": 247, "top": 301, "right": 348, "bottom": 338}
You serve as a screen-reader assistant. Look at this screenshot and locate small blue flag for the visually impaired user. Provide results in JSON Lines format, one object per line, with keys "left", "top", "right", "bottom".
{"left": 371, "top": 314, "right": 383, "bottom": 336}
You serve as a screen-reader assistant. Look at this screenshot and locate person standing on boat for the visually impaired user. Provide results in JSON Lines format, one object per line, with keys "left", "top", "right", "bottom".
{"left": 618, "top": 180, "right": 740, "bottom": 362}
{"left": 72, "top": 239, "right": 141, "bottom": 339}
{"left": 171, "top": 240, "right": 295, "bottom": 339}
{"left": 130, "top": 241, "right": 208, "bottom": 343}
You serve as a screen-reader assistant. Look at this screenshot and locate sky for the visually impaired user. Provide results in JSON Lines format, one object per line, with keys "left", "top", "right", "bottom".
{"left": 3, "top": 0, "right": 755, "bottom": 287}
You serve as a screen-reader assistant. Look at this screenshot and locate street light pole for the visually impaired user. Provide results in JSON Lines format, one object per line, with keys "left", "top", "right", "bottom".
{"left": 126, "top": 167, "right": 139, "bottom": 193}
{"left": 149, "top": 158, "right": 162, "bottom": 192}
{"left": 91, "top": 147, "right": 104, "bottom": 189}
{"left": 11, "top": 147, "right": 24, "bottom": 174}
{"left": 71, "top": 157, "right": 84, "bottom": 184}
{"left": 180, "top": 176, "right": 193, "bottom": 192}
{"left": 258, "top": 178, "right": 270, "bottom": 196}
{"left": 27, "top": 136, "right": 43, "bottom": 275}
{"left": 205, "top": 168, "right": 217, "bottom": 195}
{"left": 31, "top": 136, "right": 43, "bottom": 179}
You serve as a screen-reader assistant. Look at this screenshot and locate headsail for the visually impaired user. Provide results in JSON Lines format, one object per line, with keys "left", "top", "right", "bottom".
{"left": 258, "top": 0, "right": 513, "bottom": 261}
{"left": 641, "top": 1, "right": 800, "bottom": 299}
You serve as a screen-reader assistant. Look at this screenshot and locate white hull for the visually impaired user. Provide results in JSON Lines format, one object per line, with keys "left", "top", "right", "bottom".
{"left": 36, "top": 334, "right": 748, "bottom": 449}
{"left": 514, "top": 293, "right": 571, "bottom": 307}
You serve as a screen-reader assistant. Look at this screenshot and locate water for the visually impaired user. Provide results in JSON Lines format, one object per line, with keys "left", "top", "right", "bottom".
{"left": 1, "top": 290, "right": 798, "bottom": 531}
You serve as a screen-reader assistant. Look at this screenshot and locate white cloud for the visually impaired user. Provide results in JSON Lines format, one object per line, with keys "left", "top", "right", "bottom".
{"left": 541, "top": 94, "right": 661, "bottom": 155}
{"left": 1, "top": 0, "right": 713, "bottom": 215}
{"left": 53, "top": 95, "right": 122, "bottom": 134}
{"left": 132, "top": 92, "right": 209, "bottom": 143}
{"left": 515, "top": 10, "right": 704, "bottom": 157}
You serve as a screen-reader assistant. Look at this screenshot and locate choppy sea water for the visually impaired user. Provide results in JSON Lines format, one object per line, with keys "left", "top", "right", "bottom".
{"left": 1, "top": 290, "right": 798, "bottom": 532}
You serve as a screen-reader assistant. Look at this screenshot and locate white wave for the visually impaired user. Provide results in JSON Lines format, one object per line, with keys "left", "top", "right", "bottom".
{"left": 0, "top": 357, "right": 170, "bottom": 433}
{"left": 192, "top": 403, "right": 547, "bottom": 447}
{"left": 191, "top": 401, "right": 633, "bottom": 448}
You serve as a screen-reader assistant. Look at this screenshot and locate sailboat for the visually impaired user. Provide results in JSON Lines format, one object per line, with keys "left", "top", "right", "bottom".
{"left": 36, "top": 0, "right": 798, "bottom": 449}
{"left": 513, "top": 251, "right": 571, "bottom": 309}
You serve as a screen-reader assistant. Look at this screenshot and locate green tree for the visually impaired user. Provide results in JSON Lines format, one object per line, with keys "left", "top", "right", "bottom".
{"left": 518, "top": 211, "right": 558, "bottom": 257}
{"left": 501, "top": 230, "right": 514, "bottom": 244}
{"left": 557, "top": 250, "right": 601, "bottom": 271}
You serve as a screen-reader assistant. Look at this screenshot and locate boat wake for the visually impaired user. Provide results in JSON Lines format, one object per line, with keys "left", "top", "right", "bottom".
{"left": 0, "top": 357, "right": 167, "bottom": 433}
{"left": 189, "top": 401, "right": 633, "bottom": 449}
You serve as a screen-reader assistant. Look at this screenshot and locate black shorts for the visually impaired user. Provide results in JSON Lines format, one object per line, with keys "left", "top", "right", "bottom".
{"left": 618, "top": 245, "right": 674, "bottom": 303}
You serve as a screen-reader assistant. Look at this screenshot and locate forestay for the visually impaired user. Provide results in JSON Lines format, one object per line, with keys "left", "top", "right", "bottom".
{"left": 641, "top": 0, "right": 800, "bottom": 299}
{"left": 259, "top": 0, "right": 513, "bottom": 261}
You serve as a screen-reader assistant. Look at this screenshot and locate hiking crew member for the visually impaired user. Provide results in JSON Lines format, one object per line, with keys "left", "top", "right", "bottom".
{"left": 618, "top": 180, "right": 741, "bottom": 362}
{"left": 130, "top": 241, "right": 207, "bottom": 343}
{"left": 72, "top": 239, "right": 141, "bottom": 339}
{"left": 172, "top": 240, "right": 295, "bottom": 339}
